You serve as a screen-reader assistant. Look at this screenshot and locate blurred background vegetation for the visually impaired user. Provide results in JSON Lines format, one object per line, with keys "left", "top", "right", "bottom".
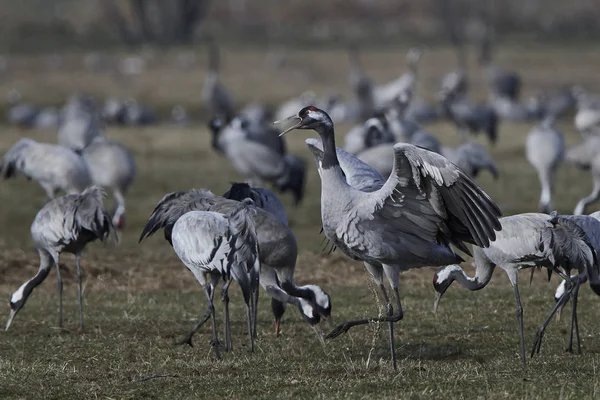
{"left": 1, "top": 0, "right": 599, "bottom": 52}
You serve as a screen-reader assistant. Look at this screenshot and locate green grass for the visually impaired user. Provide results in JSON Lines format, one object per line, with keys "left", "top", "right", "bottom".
{"left": 1, "top": 46, "right": 600, "bottom": 399}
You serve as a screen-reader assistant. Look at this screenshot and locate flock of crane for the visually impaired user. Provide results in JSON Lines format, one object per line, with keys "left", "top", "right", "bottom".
{"left": 3, "top": 40, "right": 600, "bottom": 372}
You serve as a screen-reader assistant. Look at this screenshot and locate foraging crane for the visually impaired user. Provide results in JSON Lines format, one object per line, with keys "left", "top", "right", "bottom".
{"left": 565, "top": 136, "right": 600, "bottom": 215}
{"left": 58, "top": 95, "right": 103, "bottom": 152}
{"left": 432, "top": 212, "right": 598, "bottom": 365}
{"left": 82, "top": 137, "right": 136, "bottom": 229}
{"left": 202, "top": 42, "right": 235, "bottom": 120}
{"left": 171, "top": 200, "right": 260, "bottom": 357}
{"left": 139, "top": 189, "right": 331, "bottom": 339}
{"left": 536, "top": 214, "right": 600, "bottom": 355}
{"left": 1, "top": 138, "right": 91, "bottom": 199}
{"left": 210, "top": 116, "right": 305, "bottom": 204}
{"left": 275, "top": 106, "right": 501, "bottom": 370}
{"left": 223, "top": 182, "right": 289, "bottom": 227}
{"left": 438, "top": 88, "right": 498, "bottom": 145}
{"left": 6, "top": 186, "right": 114, "bottom": 331}
{"left": 525, "top": 116, "right": 565, "bottom": 213}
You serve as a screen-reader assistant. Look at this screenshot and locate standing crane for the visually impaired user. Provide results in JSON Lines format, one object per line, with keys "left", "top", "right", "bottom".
{"left": 525, "top": 116, "right": 565, "bottom": 213}
{"left": 275, "top": 106, "right": 501, "bottom": 370}
{"left": 202, "top": 41, "right": 235, "bottom": 121}
{"left": 170, "top": 200, "right": 260, "bottom": 357}
{"left": 566, "top": 136, "right": 600, "bottom": 214}
{"left": 432, "top": 212, "right": 599, "bottom": 365}
{"left": 6, "top": 187, "right": 114, "bottom": 331}
{"left": 82, "top": 137, "right": 136, "bottom": 229}
{"left": 1, "top": 138, "right": 91, "bottom": 199}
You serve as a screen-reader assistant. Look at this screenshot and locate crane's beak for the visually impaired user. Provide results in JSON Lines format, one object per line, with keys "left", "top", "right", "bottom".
{"left": 322, "top": 315, "right": 335, "bottom": 329}
{"left": 5, "top": 309, "right": 17, "bottom": 331}
{"left": 433, "top": 292, "right": 442, "bottom": 314}
{"left": 273, "top": 115, "right": 302, "bottom": 136}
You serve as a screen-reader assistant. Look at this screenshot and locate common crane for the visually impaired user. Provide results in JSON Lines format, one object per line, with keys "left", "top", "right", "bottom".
{"left": 565, "top": 136, "right": 600, "bottom": 215}
{"left": 525, "top": 116, "right": 565, "bottom": 213}
{"left": 433, "top": 212, "right": 599, "bottom": 365}
{"left": 275, "top": 106, "right": 501, "bottom": 370}
{"left": 6, "top": 187, "right": 114, "bottom": 331}
{"left": 82, "top": 137, "right": 136, "bottom": 229}
{"left": 1, "top": 138, "right": 91, "bottom": 199}
{"left": 170, "top": 200, "right": 260, "bottom": 357}
{"left": 139, "top": 189, "right": 331, "bottom": 339}
{"left": 201, "top": 42, "right": 235, "bottom": 121}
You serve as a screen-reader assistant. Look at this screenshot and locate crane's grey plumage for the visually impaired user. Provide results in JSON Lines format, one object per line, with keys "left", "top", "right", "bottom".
{"left": 478, "top": 32, "right": 522, "bottom": 102}
{"left": 572, "top": 86, "right": 600, "bottom": 137}
{"left": 526, "top": 117, "right": 565, "bottom": 213}
{"left": 6, "top": 186, "right": 114, "bottom": 331}
{"left": 566, "top": 136, "right": 600, "bottom": 215}
{"left": 170, "top": 201, "right": 260, "bottom": 356}
{"left": 210, "top": 116, "right": 305, "bottom": 204}
{"left": 373, "top": 48, "right": 423, "bottom": 109}
{"left": 347, "top": 45, "right": 376, "bottom": 120}
{"left": 202, "top": 42, "right": 234, "bottom": 120}
{"left": 438, "top": 88, "right": 498, "bottom": 145}
{"left": 223, "top": 182, "right": 289, "bottom": 227}
{"left": 83, "top": 137, "right": 136, "bottom": 229}
{"left": 441, "top": 142, "right": 498, "bottom": 180}
{"left": 1, "top": 138, "right": 91, "bottom": 199}
{"left": 58, "top": 95, "right": 103, "bottom": 151}
{"left": 276, "top": 106, "right": 501, "bottom": 370}
{"left": 139, "top": 189, "right": 330, "bottom": 338}
{"left": 433, "top": 212, "right": 598, "bottom": 364}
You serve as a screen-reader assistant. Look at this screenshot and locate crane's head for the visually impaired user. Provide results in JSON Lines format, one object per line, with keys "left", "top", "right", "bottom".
{"left": 6, "top": 282, "right": 30, "bottom": 331}
{"left": 273, "top": 106, "right": 332, "bottom": 136}
{"left": 298, "top": 298, "right": 321, "bottom": 325}
{"left": 301, "top": 284, "right": 332, "bottom": 322}
{"left": 432, "top": 265, "right": 462, "bottom": 314}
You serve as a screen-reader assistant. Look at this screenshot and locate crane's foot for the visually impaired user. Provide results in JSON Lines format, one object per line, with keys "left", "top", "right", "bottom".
{"left": 175, "top": 335, "right": 194, "bottom": 347}
{"left": 211, "top": 339, "right": 222, "bottom": 360}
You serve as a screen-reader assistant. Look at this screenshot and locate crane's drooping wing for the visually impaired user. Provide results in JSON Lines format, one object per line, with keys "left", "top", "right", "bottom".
{"left": 362, "top": 143, "right": 502, "bottom": 254}
{"left": 305, "top": 138, "right": 385, "bottom": 192}
{"left": 139, "top": 189, "right": 217, "bottom": 244}
{"left": 540, "top": 214, "right": 598, "bottom": 282}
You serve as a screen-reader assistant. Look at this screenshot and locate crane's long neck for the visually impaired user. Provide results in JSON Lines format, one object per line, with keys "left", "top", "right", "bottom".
{"left": 316, "top": 123, "right": 340, "bottom": 169}
{"left": 452, "top": 261, "right": 495, "bottom": 291}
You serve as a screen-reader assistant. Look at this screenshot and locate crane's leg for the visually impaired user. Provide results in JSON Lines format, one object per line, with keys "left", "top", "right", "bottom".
{"left": 531, "top": 271, "right": 573, "bottom": 357}
{"left": 76, "top": 254, "right": 84, "bottom": 332}
{"left": 112, "top": 189, "right": 126, "bottom": 229}
{"left": 55, "top": 254, "right": 63, "bottom": 328}
{"left": 326, "top": 264, "right": 403, "bottom": 371}
{"left": 505, "top": 270, "right": 526, "bottom": 367}
{"left": 538, "top": 170, "right": 553, "bottom": 214}
{"left": 251, "top": 264, "right": 260, "bottom": 340}
{"left": 176, "top": 281, "right": 214, "bottom": 347}
{"left": 574, "top": 181, "right": 600, "bottom": 215}
{"left": 566, "top": 276, "right": 582, "bottom": 354}
{"left": 221, "top": 279, "right": 233, "bottom": 351}
{"left": 207, "top": 284, "right": 221, "bottom": 360}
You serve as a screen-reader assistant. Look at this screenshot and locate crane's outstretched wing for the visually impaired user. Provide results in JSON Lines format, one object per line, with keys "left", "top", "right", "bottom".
{"left": 361, "top": 143, "right": 502, "bottom": 255}
{"left": 305, "top": 137, "right": 385, "bottom": 192}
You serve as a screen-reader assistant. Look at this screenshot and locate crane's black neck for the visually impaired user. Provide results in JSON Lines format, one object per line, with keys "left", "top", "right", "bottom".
{"left": 315, "top": 123, "right": 339, "bottom": 169}
{"left": 11, "top": 266, "right": 52, "bottom": 311}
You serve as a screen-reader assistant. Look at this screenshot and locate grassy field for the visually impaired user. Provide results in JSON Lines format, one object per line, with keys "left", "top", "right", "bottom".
{"left": 1, "top": 46, "right": 600, "bottom": 399}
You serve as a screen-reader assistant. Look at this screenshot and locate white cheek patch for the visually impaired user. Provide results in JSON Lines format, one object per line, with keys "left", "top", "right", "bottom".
{"left": 435, "top": 264, "right": 461, "bottom": 283}
{"left": 11, "top": 283, "right": 27, "bottom": 304}
{"left": 300, "top": 299, "right": 315, "bottom": 318}
{"left": 304, "top": 285, "right": 329, "bottom": 308}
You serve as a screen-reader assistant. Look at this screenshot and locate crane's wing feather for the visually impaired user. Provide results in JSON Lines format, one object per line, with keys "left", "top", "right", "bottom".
{"left": 362, "top": 143, "right": 502, "bottom": 253}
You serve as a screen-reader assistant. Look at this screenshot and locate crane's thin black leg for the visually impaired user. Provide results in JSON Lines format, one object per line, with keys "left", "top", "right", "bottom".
{"left": 176, "top": 286, "right": 213, "bottom": 347}
{"left": 55, "top": 258, "right": 63, "bottom": 328}
{"left": 251, "top": 277, "right": 259, "bottom": 339}
{"left": 512, "top": 283, "right": 526, "bottom": 367}
{"left": 221, "top": 279, "right": 233, "bottom": 351}
{"left": 76, "top": 255, "right": 85, "bottom": 332}
{"left": 376, "top": 283, "right": 396, "bottom": 371}
{"left": 531, "top": 278, "right": 572, "bottom": 357}
{"left": 567, "top": 276, "right": 582, "bottom": 354}
{"left": 208, "top": 286, "right": 221, "bottom": 360}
